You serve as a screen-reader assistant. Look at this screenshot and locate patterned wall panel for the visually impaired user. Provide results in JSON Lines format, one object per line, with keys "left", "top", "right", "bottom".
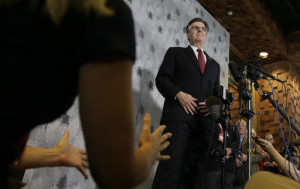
{"left": 23, "top": 0, "right": 229, "bottom": 188}
{"left": 256, "top": 61, "right": 300, "bottom": 150}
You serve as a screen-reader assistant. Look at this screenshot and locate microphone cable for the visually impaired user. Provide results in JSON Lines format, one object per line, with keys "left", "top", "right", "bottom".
{"left": 266, "top": 78, "right": 300, "bottom": 182}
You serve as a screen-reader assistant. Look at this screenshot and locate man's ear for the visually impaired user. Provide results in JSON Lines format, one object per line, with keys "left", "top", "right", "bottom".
{"left": 186, "top": 34, "right": 190, "bottom": 42}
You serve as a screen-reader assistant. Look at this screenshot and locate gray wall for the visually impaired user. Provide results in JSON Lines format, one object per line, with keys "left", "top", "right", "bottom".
{"left": 23, "top": 0, "right": 229, "bottom": 188}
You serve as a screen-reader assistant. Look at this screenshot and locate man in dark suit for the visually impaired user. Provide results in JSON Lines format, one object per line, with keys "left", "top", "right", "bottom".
{"left": 152, "top": 18, "right": 220, "bottom": 189}
{"left": 204, "top": 122, "right": 239, "bottom": 189}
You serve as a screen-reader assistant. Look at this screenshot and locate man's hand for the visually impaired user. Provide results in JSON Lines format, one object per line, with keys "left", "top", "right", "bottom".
{"left": 138, "top": 114, "right": 172, "bottom": 161}
{"left": 239, "top": 153, "right": 247, "bottom": 162}
{"left": 176, "top": 91, "right": 198, "bottom": 115}
{"left": 236, "top": 158, "right": 243, "bottom": 167}
{"left": 269, "top": 161, "right": 278, "bottom": 167}
{"left": 226, "top": 148, "right": 232, "bottom": 159}
{"left": 198, "top": 101, "right": 210, "bottom": 116}
{"left": 264, "top": 161, "right": 270, "bottom": 167}
{"left": 264, "top": 161, "right": 277, "bottom": 167}
{"left": 55, "top": 130, "right": 89, "bottom": 179}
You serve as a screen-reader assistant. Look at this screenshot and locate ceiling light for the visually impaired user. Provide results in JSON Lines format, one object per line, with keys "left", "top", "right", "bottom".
{"left": 259, "top": 52, "right": 268, "bottom": 58}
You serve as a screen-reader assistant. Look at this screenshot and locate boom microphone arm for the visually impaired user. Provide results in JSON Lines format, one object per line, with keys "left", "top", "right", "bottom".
{"left": 257, "top": 68, "right": 284, "bottom": 83}
{"left": 261, "top": 92, "right": 300, "bottom": 135}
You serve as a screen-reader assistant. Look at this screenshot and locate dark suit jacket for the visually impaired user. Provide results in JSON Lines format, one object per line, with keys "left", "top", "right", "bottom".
{"left": 156, "top": 46, "right": 220, "bottom": 123}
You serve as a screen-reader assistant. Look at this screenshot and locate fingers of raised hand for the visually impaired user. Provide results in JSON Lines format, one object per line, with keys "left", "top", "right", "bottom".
{"left": 257, "top": 139, "right": 267, "bottom": 147}
{"left": 139, "top": 114, "right": 152, "bottom": 146}
{"left": 152, "top": 125, "right": 166, "bottom": 139}
{"left": 82, "top": 160, "right": 89, "bottom": 168}
{"left": 81, "top": 154, "right": 89, "bottom": 165}
{"left": 77, "top": 166, "right": 89, "bottom": 180}
{"left": 160, "top": 141, "right": 170, "bottom": 152}
{"left": 80, "top": 149, "right": 87, "bottom": 155}
{"left": 142, "top": 113, "right": 151, "bottom": 133}
{"left": 58, "top": 130, "right": 70, "bottom": 145}
{"left": 77, "top": 153, "right": 89, "bottom": 179}
{"left": 62, "top": 129, "right": 70, "bottom": 139}
{"left": 159, "top": 132, "right": 172, "bottom": 143}
{"left": 156, "top": 155, "right": 171, "bottom": 161}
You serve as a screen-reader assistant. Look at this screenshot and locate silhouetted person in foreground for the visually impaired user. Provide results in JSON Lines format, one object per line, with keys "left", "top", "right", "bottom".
{"left": 0, "top": 0, "right": 171, "bottom": 188}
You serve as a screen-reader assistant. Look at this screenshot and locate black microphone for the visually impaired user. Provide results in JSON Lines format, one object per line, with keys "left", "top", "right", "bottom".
{"left": 256, "top": 68, "right": 283, "bottom": 83}
{"left": 228, "top": 61, "right": 242, "bottom": 82}
{"left": 206, "top": 96, "right": 223, "bottom": 121}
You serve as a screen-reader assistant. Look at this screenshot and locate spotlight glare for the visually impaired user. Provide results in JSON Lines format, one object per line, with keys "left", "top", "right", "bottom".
{"left": 259, "top": 52, "right": 268, "bottom": 58}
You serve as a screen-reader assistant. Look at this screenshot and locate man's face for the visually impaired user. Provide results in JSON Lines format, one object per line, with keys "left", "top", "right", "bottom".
{"left": 251, "top": 129, "right": 257, "bottom": 137}
{"left": 238, "top": 124, "right": 247, "bottom": 136}
{"left": 187, "top": 21, "right": 207, "bottom": 45}
{"left": 265, "top": 135, "right": 274, "bottom": 144}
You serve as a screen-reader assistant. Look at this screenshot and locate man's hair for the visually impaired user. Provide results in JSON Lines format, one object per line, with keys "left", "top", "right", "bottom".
{"left": 186, "top": 17, "right": 209, "bottom": 33}
{"left": 0, "top": 0, "right": 114, "bottom": 23}
{"left": 265, "top": 133, "right": 273, "bottom": 138}
{"left": 236, "top": 119, "right": 246, "bottom": 128}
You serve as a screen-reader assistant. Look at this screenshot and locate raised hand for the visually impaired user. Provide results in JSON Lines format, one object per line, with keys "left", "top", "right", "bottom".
{"left": 55, "top": 130, "right": 89, "bottom": 179}
{"left": 138, "top": 114, "right": 172, "bottom": 162}
{"left": 256, "top": 138, "right": 274, "bottom": 153}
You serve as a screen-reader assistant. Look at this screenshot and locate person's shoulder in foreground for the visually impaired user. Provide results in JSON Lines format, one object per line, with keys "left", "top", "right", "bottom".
{"left": 244, "top": 171, "right": 300, "bottom": 189}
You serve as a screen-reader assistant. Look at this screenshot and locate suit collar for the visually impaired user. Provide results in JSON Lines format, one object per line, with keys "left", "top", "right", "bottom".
{"left": 185, "top": 46, "right": 201, "bottom": 73}
{"left": 185, "top": 46, "right": 212, "bottom": 75}
{"left": 189, "top": 45, "right": 203, "bottom": 53}
{"left": 189, "top": 45, "right": 207, "bottom": 63}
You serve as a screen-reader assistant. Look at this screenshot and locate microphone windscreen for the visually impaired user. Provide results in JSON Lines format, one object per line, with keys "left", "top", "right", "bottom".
{"left": 209, "top": 105, "right": 222, "bottom": 121}
{"left": 229, "top": 61, "right": 241, "bottom": 82}
{"left": 206, "top": 96, "right": 223, "bottom": 121}
{"left": 206, "top": 96, "right": 222, "bottom": 106}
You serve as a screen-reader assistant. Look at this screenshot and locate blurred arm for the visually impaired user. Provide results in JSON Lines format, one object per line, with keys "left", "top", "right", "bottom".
{"left": 79, "top": 59, "right": 171, "bottom": 188}
{"left": 258, "top": 139, "right": 300, "bottom": 182}
{"left": 11, "top": 130, "right": 89, "bottom": 179}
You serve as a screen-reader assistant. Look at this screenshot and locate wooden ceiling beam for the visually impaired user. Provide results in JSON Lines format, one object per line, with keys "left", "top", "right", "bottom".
{"left": 197, "top": 0, "right": 289, "bottom": 64}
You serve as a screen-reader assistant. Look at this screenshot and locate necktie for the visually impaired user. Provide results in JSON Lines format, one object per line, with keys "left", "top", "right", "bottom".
{"left": 239, "top": 136, "right": 244, "bottom": 151}
{"left": 197, "top": 49, "right": 205, "bottom": 74}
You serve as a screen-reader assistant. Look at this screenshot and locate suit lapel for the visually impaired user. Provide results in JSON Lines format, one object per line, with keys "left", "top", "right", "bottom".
{"left": 203, "top": 51, "right": 212, "bottom": 75}
{"left": 184, "top": 46, "right": 202, "bottom": 73}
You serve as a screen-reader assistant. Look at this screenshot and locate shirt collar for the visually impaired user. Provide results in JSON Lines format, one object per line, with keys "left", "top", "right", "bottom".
{"left": 190, "top": 45, "right": 203, "bottom": 53}
{"left": 189, "top": 45, "right": 206, "bottom": 63}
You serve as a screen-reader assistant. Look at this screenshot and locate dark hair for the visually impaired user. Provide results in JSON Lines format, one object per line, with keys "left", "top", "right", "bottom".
{"left": 186, "top": 17, "right": 209, "bottom": 33}
{"left": 280, "top": 144, "right": 298, "bottom": 160}
{"left": 0, "top": 133, "right": 29, "bottom": 189}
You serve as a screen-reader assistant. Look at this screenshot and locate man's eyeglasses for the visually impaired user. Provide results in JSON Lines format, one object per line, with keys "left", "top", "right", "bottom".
{"left": 189, "top": 26, "right": 207, "bottom": 32}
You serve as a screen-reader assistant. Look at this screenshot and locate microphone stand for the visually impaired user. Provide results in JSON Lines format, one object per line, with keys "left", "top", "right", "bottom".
{"left": 220, "top": 100, "right": 232, "bottom": 189}
{"left": 246, "top": 99, "right": 252, "bottom": 180}
{"left": 240, "top": 78, "right": 253, "bottom": 181}
{"left": 220, "top": 117, "right": 228, "bottom": 189}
